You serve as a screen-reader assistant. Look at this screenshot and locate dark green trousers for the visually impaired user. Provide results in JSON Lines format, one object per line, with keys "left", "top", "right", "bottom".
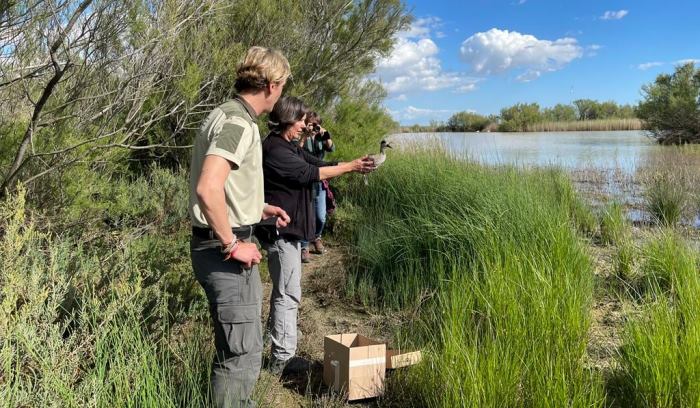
{"left": 191, "top": 236, "right": 262, "bottom": 408}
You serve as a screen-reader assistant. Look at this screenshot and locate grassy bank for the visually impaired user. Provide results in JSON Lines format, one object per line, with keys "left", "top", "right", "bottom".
{"left": 3, "top": 145, "right": 700, "bottom": 406}
{"left": 338, "top": 150, "right": 604, "bottom": 406}
{"left": 526, "top": 118, "right": 643, "bottom": 132}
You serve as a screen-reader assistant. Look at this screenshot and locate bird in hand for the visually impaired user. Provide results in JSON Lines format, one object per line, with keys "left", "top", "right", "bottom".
{"left": 364, "top": 140, "right": 392, "bottom": 185}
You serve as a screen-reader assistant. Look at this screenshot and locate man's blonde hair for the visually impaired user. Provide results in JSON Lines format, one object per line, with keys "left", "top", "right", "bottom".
{"left": 235, "top": 46, "right": 291, "bottom": 92}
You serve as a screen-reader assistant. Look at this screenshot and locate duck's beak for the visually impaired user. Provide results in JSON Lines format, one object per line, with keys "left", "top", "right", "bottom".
{"left": 386, "top": 143, "right": 393, "bottom": 149}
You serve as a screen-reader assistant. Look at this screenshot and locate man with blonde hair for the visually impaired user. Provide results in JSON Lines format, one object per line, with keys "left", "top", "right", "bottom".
{"left": 190, "top": 46, "right": 291, "bottom": 408}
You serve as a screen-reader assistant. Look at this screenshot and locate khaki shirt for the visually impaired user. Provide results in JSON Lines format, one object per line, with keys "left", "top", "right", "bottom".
{"left": 189, "top": 97, "right": 264, "bottom": 228}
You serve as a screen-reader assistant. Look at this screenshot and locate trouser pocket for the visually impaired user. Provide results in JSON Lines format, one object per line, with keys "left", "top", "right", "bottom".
{"left": 215, "top": 304, "right": 261, "bottom": 356}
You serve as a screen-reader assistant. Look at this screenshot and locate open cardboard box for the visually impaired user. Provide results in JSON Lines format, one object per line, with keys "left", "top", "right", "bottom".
{"left": 323, "top": 333, "right": 422, "bottom": 401}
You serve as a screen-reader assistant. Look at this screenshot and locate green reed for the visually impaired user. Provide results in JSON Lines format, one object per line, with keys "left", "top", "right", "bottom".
{"left": 619, "top": 232, "right": 700, "bottom": 407}
{"left": 341, "top": 150, "right": 604, "bottom": 406}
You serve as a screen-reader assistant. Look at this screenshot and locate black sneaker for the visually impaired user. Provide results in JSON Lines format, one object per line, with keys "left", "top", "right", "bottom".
{"left": 281, "top": 356, "right": 312, "bottom": 376}
{"left": 266, "top": 357, "right": 288, "bottom": 376}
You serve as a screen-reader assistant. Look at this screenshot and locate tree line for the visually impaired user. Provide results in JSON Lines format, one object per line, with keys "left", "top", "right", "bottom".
{"left": 403, "top": 99, "right": 638, "bottom": 133}
{"left": 403, "top": 63, "right": 700, "bottom": 144}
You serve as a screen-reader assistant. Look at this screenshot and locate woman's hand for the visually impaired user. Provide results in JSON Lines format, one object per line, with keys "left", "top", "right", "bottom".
{"left": 350, "top": 156, "right": 376, "bottom": 174}
{"left": 262, "top": 204, "right": 291, "bottom": 228}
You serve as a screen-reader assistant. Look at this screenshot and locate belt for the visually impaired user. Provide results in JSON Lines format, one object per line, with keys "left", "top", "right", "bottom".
{"left": 192, "top": 225, "right": 254, "bottom": 241}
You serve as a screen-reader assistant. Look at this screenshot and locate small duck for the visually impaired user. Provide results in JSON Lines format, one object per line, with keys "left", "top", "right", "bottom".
{"left": 364, "top": 140, "right": 392, "bottom": 185}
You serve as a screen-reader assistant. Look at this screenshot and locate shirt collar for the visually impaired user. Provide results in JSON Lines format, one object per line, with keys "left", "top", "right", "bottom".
{"left": 234, "top": 95, "right": 258, "bottom": 122}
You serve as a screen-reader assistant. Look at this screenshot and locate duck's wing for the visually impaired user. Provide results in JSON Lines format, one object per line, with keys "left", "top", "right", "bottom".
{"left": 368, "top": 153, "right": 386, "bottom": 167}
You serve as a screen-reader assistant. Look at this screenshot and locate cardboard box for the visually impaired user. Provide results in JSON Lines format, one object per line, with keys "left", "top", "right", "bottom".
{"left": 323, "top": 333, "right": 422, "bottom": 401}
{"left": 386, "top": 349, "right": 422, "bottom": 369}
{"left": 323, "top": 333, "right": 386, "bottom": 401}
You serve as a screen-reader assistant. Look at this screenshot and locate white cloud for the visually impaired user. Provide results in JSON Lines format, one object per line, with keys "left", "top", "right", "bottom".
{"left": 459, "top": 28, "right": 583, "bottom": 81}
{"left": 586, "top": 44, "right": 602, "bottom": 57}
{"left": 393, "top": 105, "right": 453, "bottom": 121}
{"left": 394, "top": 94, "right": 408, "bottom": 101}
{"left": 635, "top": 59, "right": 699, "bottom": 71}
{"left": 600, "top": 10, "right": 629, "bottom": 20}
{"left": 375, "top": 18, "right": 480, "bottom": 94}
{"left": 515, "top": 70, "right": 542, "bottom": 82}
{"left": 638, "top": 61, "right": 664, "bottom": 70}
{"left": 397, "top": 17, "right": 441, "bottom": 40}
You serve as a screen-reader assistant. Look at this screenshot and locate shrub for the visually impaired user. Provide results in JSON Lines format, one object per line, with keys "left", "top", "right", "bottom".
{"left": 0, "top": 185, "right": 216, "bottom": 407}
{"left": 643, "top": 173, "right": 692, "bottom": 226}
{"left": 637, "top": 63, "right": 700, "bottom": 145}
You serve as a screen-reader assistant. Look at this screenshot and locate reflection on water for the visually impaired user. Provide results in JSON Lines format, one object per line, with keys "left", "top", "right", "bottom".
{"left": 395, "top": 130, "right": 700, "bottom": 174}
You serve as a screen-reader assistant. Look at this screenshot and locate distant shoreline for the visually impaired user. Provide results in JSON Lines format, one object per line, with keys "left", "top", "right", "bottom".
{"left": 398, "top": 118, "right": 644, "bottom": 134}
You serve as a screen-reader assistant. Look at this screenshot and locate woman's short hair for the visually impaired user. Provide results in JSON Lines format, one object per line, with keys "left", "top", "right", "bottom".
{"left": 269, "top": 96, "right": 307, "bottom": 134}
{"left": 305, "top": 111, "right": 322, "bottom": 125}
{"left": 235, "top": 46, "right": 291, "bottom": 92}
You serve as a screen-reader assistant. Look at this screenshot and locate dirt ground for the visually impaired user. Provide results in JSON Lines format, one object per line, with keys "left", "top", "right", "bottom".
{"left": 256, "top": 244, "right": 403, "bottom": 407}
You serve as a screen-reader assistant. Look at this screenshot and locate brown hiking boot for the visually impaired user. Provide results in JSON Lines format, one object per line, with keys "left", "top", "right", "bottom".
{"left": 301, "top": 247, "right": 311, "bottom": 263}
{"left": 311, "top": 239, "right": 325, "bottom": 254}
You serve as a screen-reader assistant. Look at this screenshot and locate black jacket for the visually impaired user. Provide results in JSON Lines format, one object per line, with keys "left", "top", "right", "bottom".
{"left": 262, "top": 134, "right": 336, "bottom": 241}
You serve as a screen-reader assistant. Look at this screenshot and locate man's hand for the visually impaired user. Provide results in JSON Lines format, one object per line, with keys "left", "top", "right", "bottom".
{"left": 226, "top": 242, "right": 262, "bottom": 268}
{"left": 263, "top": 204, "right": 291, "bottom": 228}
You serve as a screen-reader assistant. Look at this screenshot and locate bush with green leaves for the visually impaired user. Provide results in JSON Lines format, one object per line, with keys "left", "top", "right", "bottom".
{"left": 0, "top": 186, "right": 216, "bottom": 407}
{"left": 637, "top": 62, "right": 700, "bottom": 145}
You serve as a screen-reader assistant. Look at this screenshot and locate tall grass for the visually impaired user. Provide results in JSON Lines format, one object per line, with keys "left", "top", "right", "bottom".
{"left": 341, "top": 150, "right": 603, "bottom": 406}
{"left": 619, "top": 232, "right": 700, "bottom": 407}
{"left": 0, "top": 186, "right": 214, "bottom": 407}
{"left": 526, "top": 118, "right": 643, "bottom": 132}
{"left": 0, "top": 179, "right": 282, "bottom": 407}
{"left": 599, "top": 201, "right": 628, "bottom": 246}
{"left": 643, "top": 173, "right": 693, "bottom": 226}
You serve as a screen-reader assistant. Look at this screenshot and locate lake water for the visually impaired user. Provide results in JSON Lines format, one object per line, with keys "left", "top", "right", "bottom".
{"left": 394, "top": 130, "right": 700, "bottom": 174}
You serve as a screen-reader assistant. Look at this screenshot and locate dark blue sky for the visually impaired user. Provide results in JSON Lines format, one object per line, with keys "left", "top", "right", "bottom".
{"left": 375, "top": 0, "right": 700, "bottom": 125}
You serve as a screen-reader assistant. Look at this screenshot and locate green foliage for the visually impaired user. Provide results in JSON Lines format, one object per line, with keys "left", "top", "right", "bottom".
{"left": 340, "top": 150, "right": 603, "bottom": 405}
{"left": 637, "top": 63, "right": 700, "bottom": 144}
{"left": 498, "top": 102, "right": 542, "bottom": 131}
{"left": 0, "top": 186, "right": 215, "bottom": 407}
{"left": 620, "top": 232, "right": 700, "bottom": 407}
{"left": 543, "top": 103, "right": 577, "bottom": 122}
{"left": 0, "top": 0, "right": 409, "bottom": 194}
{"left": 643, "top": 173, "right": 692, "bottom": 227}
{"left": 445, "top": 111, "right": 491, "bottom": 132}
{"left": 323, "top": 93, "right": 398, "bottom": 161}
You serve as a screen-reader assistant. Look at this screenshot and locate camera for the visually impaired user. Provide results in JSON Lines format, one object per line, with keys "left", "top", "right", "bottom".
{"left": 310, "top": 123, "right": 321, "bottom": 132}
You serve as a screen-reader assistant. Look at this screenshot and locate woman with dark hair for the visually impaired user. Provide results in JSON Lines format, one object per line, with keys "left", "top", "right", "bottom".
{"left": 262, "top": 96, "right": 374, "bottom": 374}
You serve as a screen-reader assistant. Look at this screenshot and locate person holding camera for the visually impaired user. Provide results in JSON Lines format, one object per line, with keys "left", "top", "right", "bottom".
{"left": 261, "top": 97, "right": 375, "bottom": 374}
{"left": 299, "top": 111, "right": 335, "bottom": 262}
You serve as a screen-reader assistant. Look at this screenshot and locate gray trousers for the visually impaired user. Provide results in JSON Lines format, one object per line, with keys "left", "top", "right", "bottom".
{"left": 191, "top": 236, "right": 262, "bottom": 408}
{"left": 264, "top": 238, "right": 302, "bottom": 362}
